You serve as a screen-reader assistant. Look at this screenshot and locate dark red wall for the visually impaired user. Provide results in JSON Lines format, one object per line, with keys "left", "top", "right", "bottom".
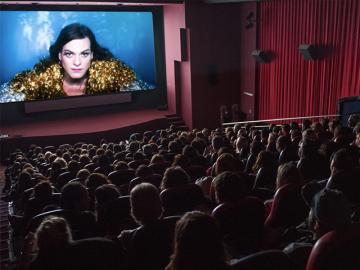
{"left": 164, "top": 0, "right": 360, "bottom": 128}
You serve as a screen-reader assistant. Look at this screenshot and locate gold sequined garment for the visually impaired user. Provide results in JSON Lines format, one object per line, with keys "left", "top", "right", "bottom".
{"left": 9, "top": 58, "right": 136, "bottom": 100}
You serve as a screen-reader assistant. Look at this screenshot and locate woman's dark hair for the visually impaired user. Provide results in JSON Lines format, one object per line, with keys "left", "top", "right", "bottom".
{"left": 49, "top": 23, "right": 113, "bottom": 62}
{"left": 166, "top": 211, "right": 227, "bottom": 270}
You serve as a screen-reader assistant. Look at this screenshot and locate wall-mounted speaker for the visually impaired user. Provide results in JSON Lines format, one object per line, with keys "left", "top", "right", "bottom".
{"left": 298, "top": 44, "right": 321, "bottom": 60}
{"left": 251, "top": 50, "right": 270, "bottom": 63}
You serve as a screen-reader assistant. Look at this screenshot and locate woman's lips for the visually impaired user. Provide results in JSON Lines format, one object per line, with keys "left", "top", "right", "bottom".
{"left": 71, "top": 68, "right": 83, "bottom": 72}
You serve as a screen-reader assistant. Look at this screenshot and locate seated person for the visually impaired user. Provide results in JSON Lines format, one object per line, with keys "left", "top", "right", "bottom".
{"left": 166, "top": 211, "right": 230, "bottom": 270}
{"left": 118, "top": 183, "right": 175, "bottom": 270}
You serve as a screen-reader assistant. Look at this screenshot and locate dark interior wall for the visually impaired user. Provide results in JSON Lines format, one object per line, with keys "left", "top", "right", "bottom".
{"left": 163, "top": 4, "right": 186, "bottom": 115}
{"left": 184, "top": 2, "right": 254, "bottom": 129}
{"left": 238, "top": 2, "right": 257, "bottom": 120}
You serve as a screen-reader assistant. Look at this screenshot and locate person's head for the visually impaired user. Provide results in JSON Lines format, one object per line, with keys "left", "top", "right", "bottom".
{"left": 310, "top": 189, "right": 351, "bottom": 239}
{"left": 281, "top": 124, "right": 291, "bottom": 137}
{"left": 94, "top": 184, "right": 120, "bottom": 207}
{"left": 213, "top": 172, "right": 248, "bottom": 204}
{"left": 35, "top": 216, "right": 72, "bottom": 253}
{"left": 33, "top": 181, "right": 53, "bottom": 200}
{"left": 172, "top": 154, "right": 190, "bottom": 169}
{"left": 61, "top": 182, "right": 90, "bottom": 211}
{"left": 67, "top": 160, "right": 80, "bottom": 173}
{"left": 76, "top": 168, "right": 90, "bottom": 180}
{"left": 161, "top": 166, "right": 190, "bottom": 190}
{"left": 167, "top": 211, "right": 226, "bottom": 270}
{"left": 215, "top": 153, "right": 239, "bottom": 176}
{"left": 235, "top": 136, "right": 249, "bottom": 153}
{"left": 276, "top": 135, "right": 290, "bottom": 152}
{"left": 298, "top": 139, "right": 319, "bottom": 158}
{"left": 302, "top": 128, "right": 317, "bottom": 142}
{"left": 86, "top": 173, "right": 110, "bottom": 191}
{"left": 276, "top": 162, "right": 302, "bottom": 189}
{"left": 252, "top": 150, "right": 276, "bottom": 172}
{"left": 130, "top": 183, "right": 162, "bottom": 225}
{"left": 348, "top": 114, "right": 360, "bottom": 128}
{"left": 330, "top": 148, "right": 357, "bottom": 176}
{"left": 135, "top": 165, "right": 153, "bottom": 178}
{"left": 212, "top": 135, "right": 225, "bottom": 152}
{"left": 50, "top": 23, "right": 113, "bottom": 80}
{"left": 150, "top": 154, "right": 165, "bottom": 164}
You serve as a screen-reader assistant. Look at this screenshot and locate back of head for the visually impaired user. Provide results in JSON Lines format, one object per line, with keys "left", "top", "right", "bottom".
{"left": 215, "top": 153, "right": 239, "bottom": 175}
{"left": 168, "top": 211, "right": 225, "bottom": 270}
{"left": 312, "top": 188, "right": 351, "bottom": 229}
{"left": 213, "top": 171, "right": 248, "bottom": 203}
{"left": 253, "top": 150, "right": 276, "bottom": 171}
{"left": 330, "top": 148, "right": 357, "bottom": 173}
{"left": 130, "top": 183, "right": 162, "bottom": 225}
{"left": 276, "top": 135, "right": 291, "bottom": 151}
{"left": 276, "top": 162, "right": 302, "bottom": 189}
{"left": 161, "top": 166, "right": 190, "bottom": 190}
{"left": 34, "top": 181, "right": 53, "bottom": 200}
{"left": 212, "top": 135, "right": 225, "bottom": 151}
{"left": 172, "top": 154, "right": 190, "bottom": 169}
{"left": 94, "top": 184, "right": 120, "bottom": 206}
{"left": 61, "top": 182, "right": 90, "bottom": 211}
{"left": 86, "top": 173, "right": 109, "bottom": 190}
{"left": 68, "top": 160, "right": 80, "bottom": 173}
{"left": 135, "top": 165, "right": 153, "bottom": 178}
{"left": 76, "top": 168, "right": 90, "bottom": 180}
{"left": 36, "top": 216, "right": 72, "bottom": 253}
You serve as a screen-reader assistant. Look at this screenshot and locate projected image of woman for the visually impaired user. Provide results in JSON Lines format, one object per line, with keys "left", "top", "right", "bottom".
{"left": 4, "top": 23, "right": 150, "bottom": 101}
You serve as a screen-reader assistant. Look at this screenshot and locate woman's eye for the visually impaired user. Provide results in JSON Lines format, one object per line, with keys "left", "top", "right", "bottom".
{"left": 64, "top": 52, "right": 73, "bottom": 57}
{"left": 82, "top": 52, "right": 90, "bottom": 57}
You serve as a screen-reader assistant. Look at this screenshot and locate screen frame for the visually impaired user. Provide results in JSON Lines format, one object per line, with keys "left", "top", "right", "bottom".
{"left": 0, "top": 3, "right": 167, "bottom": 108}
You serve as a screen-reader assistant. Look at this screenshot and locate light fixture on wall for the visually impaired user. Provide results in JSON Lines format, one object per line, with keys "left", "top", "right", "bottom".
{"left": 245, "top": 11, "right": 256, "bottom": 29}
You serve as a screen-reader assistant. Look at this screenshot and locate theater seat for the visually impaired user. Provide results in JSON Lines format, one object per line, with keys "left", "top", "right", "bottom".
{"left": 129, "top": 174, "right": 162, "bottom": 191}
{"left": 231, "top": 249, "right": 295, "bottom": 270}
{"left": 306, "top": 222, "right": 360, "bottom": 270}
{"left": 212, "top": 197, "right": 265, "bottom": 257}
{"left": 68, "top": 237, "right": 123, "bottom": 270}
{"left": 124, "top": 216, "right": 180, "bottom": 270}
{"left": 265, "top": 183, "right": 308, "bottom": 229}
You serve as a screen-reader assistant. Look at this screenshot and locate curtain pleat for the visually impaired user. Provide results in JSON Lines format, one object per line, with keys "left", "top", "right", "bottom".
{"left": 258, "top": 0, "right": 360, "bottom": 120}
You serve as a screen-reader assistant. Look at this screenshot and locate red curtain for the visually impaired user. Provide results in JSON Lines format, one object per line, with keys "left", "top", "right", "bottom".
{"left": 258, "top": 0, "right": 360, "bottom": 120}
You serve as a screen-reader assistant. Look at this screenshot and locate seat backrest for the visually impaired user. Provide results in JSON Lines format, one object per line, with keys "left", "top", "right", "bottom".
{"left": 306, "top": 222, "right": 360, "bottom": 270}
{"left": 130, "top": 216, "right": 180, "bottom": 270}
{"left": 98, "top": 196, "right": 137, "bottom": 236}
{"left": 212, "top": 197, "right": 265, "bottom": 256}
{"left": 129, "top": 174, "right": 162, "bottom": 191}
{"left": 231, "top": 249, "right": 295, "bottom": 270}
{"left": 186, "top": 165, "right": 207, "bottom": 182}
{"left": 265, "top": 183, "right": 308, "bottom": 229}
{"left": 27, "top": 209, "right": 97, "bottom": 240}
{"left": 68, "top": 237, "right": 123, "bottom": 270}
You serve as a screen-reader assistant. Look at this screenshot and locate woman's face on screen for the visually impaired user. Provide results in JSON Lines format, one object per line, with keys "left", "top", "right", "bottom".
{"left": 59, "top": 37, "right": 93, "bottom": 80}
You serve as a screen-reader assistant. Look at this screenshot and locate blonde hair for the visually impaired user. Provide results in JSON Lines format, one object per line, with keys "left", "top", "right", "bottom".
{"left": 35, "top": 216, "right": 72, "bottom": 251}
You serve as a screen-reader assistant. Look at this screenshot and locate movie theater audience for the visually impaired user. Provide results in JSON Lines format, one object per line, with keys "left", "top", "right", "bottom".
{"left": 2, "top": 117, "right": 360, "bottom": 270}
